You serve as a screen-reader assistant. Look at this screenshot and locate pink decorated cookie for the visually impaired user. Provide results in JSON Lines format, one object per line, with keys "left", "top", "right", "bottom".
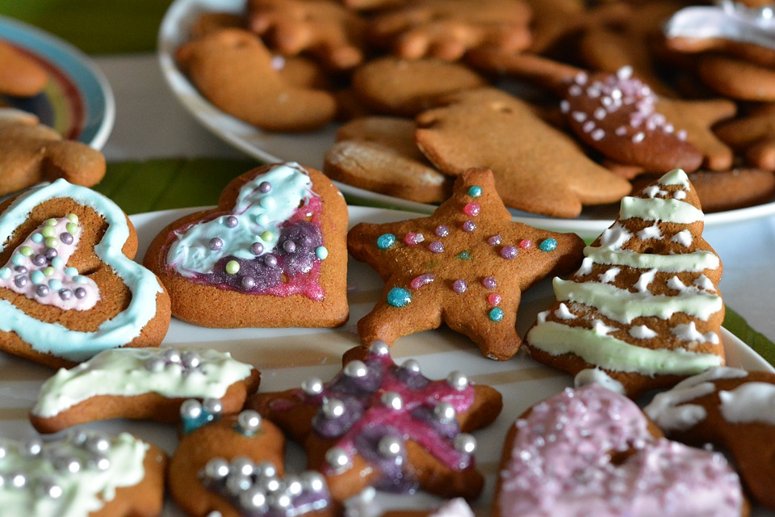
{"left": 494, "top": 383, "right": 746, "bottom": 517}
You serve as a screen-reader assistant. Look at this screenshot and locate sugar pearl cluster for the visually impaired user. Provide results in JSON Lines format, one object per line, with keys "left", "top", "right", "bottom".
{"left": 0, "top": 430, "right": 115, "bottom": 499}
{"left": 296, "top": 341, "right": 477, "bottom": 493}
{"left": 201, "top": 457, "right": 329, "bottom": 517}
{"left": 0, "top": 214, "right": 99, "bottom": 310}
{"left": 376, "top": 184, "right": 558, "bottom": 323}
{"left": 561, "top": 66, "right": 687, "bottom": 144}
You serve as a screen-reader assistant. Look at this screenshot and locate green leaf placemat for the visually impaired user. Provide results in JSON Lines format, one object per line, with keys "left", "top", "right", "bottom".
{"left": 94, "top": 158, "right": 258, "bottom": 214}
{"left": 724, "top": 307, "right": 775, "bottom": 367}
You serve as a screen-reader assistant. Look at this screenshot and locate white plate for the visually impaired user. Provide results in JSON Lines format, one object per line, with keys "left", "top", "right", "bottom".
{"left": 157, "top": 0, "right": 775, "bottom": 239}
{"left": 0, "top": 205, "right": 773, "bottom": 515}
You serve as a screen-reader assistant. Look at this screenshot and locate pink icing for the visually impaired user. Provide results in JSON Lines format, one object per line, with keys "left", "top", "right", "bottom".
{"left": 498, "top": 384, "right": 743, "bottom": 516}
{"left": 0, "top": 216, "right": 99, "bottom": 310}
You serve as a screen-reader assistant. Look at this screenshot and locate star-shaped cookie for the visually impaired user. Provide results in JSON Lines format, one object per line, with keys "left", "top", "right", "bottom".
{"left": 347, "top": 168, "right": 585, "bottom": 360}
{"left": 249, "top": 342, "right": 503, "bottom": 502}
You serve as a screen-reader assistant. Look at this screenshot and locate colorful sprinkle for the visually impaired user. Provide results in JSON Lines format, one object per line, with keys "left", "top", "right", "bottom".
{"left": 224, "top": 216, "right": 239, "bottom": 228}
{"left": 410, "top": 274, "right": 435, "bottom": 289}
{"left": 67, "top": 213, "right": 78, "bottom": 223}
{"left": 387, "top": 287, "right": 412, "bottom": 307}
{"left": 467, "top": 185, "right": 482, "bottom": 198}
{"left": 404, "top": 232, "right": 424, "bottom": 246}
{"left": 48, "top": 279, "right": 62, "bottom": 291}
{"left": 65, "top": 267, "right": 78, "bottom": 277}
{"left": 66, "top": 222, "right": 78, "bottom": 234}
{"left": 315, "top": 246, "right": 329, "bottom": 260}
{"left": 45, "top": 218, "right": 57, "bottom": 227}
{"left": 500, "top": 245, "right": 518, "bottom": 260}
{"left": 19, "top": 246, "right": 33, "bottom": 257}
{"left": 250, "top": 242, "right": 264, "bottom": 255}
{"left": 457, "top": 250, "right": 471, "bottom": 260}
{"left": 488, "top": 293, "right": 502, "bottom": 306}
{"left": 258, "top": 181, "right": 272, "bottom": 193}
{"left": 225, "top": 260, "right": 240, "bottom": 275}
{"left": 435, "top": 225, "right": 449, "bottom": 238}
{"left": 482, "top": 276, "right": 497, "bottom": 289}
{"left": 377, "top": 233, "right": 396, "bottom": 250}
{"left": 487, "top": 235, "right": 502, "bottom": 246}
{"left": 489, "top": 307, "right": 504, "bottom": 322}
{"left": 429, "top": 241, "right": 444, "bottom": 253}
{"left": 12, "top": 254, "right": 24, "bottom": 266}
{"left": 51, "top": 257, "right": 64, "bottom": 269}
{"left": 31, "top": 233, "right": 43, "bottom": 243}
{"left": 208, "top": 237, "right": 223, "bottom": 251}
{"left": 463, "top": 203, "right": 481, "bottom": 217}
{"left": 44, "top": 237, "right": 58, "bottom": 248}
{"left": 519, "top": 239, "right": 532, "bottom": 249}
{"left": 0, "top": 267, "right": 10, "bottom": 280}
{"left": 462, "top": 221, "right": 476, "bottom": 232}
{"left": 43, "top": 267, "right": 55, "bottom": 277}
{"left": 31, "top": 271, "right": 45, "bottom": 284}
{"left": 260, "top": 230, "right": 274, "bottom": 242}
{"left": 452, "top": 279, "right": 467, "bottom": 294}
{"left": 539, "top": 238, "right": 558, "bottom": 252}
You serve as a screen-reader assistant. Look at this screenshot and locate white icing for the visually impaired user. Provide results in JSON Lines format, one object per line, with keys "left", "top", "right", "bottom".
{"left": 674, "top": 190, "right": 687, "bottom": 200}
{"left": 574, "top": 368, "right": 626, "bottom": 395}
{"left": 672, "top": 322, "right": 720, "bottom": 345}
{"left": 634, "top": 269, "right": 657, "bottom": 293}
{"left": 642, "top": 185, "right": 667, "bottom": 199}
{"left": 620, "top": 197, "right": 704, "bottom": 224}
{"left": 598, "top": 267, "right": 620, "bottom": 283}
{"left": 665, "top": 5, "right": 775, "bottom": 52}
{"left": 553, "top": 278, "right": 723, "bottom": 324}
{"left": 638, "top": 225, "right": 662, "bottom": 240}
{"left": 555, "top": 303, "right": 576, "bottom": 320}
{"left": 719, "top": 383, "right": 775, "bottom": 425}
{"left": 537, "top": 310, "right": 549, "bottom": 324}
{"left": 667, "top": 276, "right": 687, "bottom": 291}
{"left": 344, "top": 488, "right": 378, "bottom": 517}
{"left": 583, "top": 246, "right": 720, "bottom": 272}
{"left": 598, "top": 223, "right": 632, "bottom": 249}
{"left": 645, "top": 367, "right": 749, "bottom": 431}
{"left": 659, "top": 168, "right": 691, "bottom": 187}
{"left": 576, "top": 256, "right": 594, "bottom": 276}
{"left": 672, "top": 230, "right": 693, "bottom": 247}
{"left": 32, "top": 348, "right": 253, "bottom": 417}
{"left": 430, "top": 498, "right": 475, "bottom": 517}
{"left": 629, "top": 325, "right": 658, "bottom": 340}
{"left": 694, "top": 275, "right": 716, "bottom": 292}
{"left": 591, "top": 319, "right": 617, "bottom": 336}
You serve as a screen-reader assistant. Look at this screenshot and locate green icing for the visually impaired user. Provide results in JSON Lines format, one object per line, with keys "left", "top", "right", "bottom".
{"left": 620, "top": 197, "right": 703, "bottom": 224}
{"left": 583, "top": 246, "right": 719, "bottom": 272}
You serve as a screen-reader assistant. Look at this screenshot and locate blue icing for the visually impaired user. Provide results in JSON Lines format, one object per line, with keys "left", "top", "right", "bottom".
{"left": 166, "top": 163, "right": 314, "bottom": 277}
{"left": 0, "top": 179, "right": 163, "bottom": 362}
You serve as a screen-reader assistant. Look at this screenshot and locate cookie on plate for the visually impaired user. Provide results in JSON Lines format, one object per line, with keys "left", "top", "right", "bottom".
{"left": 526, "top": 169, "right": 726, "bottom": 396}
{"left": 144, "top": 162, "right": 348, "bottom": 328}
{"left": 348, "top": 167, "right": 584, "bottom": 360}
{"left": 645, "top": 367, "right": 775, "bottom": 510}
{"left": 0, "top": 108, "right": 106, "bottom": 196}
{"left": 0, "top": 40, "right": 48, "bottom": 97}
{"left": 0, "top": 179, "right": 171, "bottom": 369}
{"left": 0, "top": 430, "right": 167, "bottom": 516}
{"left": 29, "top": 347, "right": 259, "bottom": 434}
{"left": 494, "top": 384, "right": 746, "bottom": 516}
{"left": 249, "top": 342, "right": 503, "bottom": 502}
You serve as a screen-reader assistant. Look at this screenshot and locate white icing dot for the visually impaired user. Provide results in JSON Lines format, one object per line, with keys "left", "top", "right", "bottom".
{"left": 637, "top": 225, "right": 662, "bottom": 240}
{"left": 592, "top": 319, "right": 617, "bottom": 336}
{"left": 634, "top": 269, "right": 657, "bottom": 293}
{"left": 598, "top": 267, "right": 620, "bottom": 284}
{"left": 629, "top": 325, "right": 657, "bottom": 340}
{"left": 667, "top": 276, "right": 687, "bottom": 291}
{"left": 555, "top": 303, "right": 576, "bottom": 320}
{"left": 572, "top": 111, "right": 586, "bottom": 123}
{"left": 671, "top": 230, "right": 693, "bottom": 247}
{"left": 632, "top": 132, "right": 645, "bottom": 143}
{"left": 591, "top": 128, "right": 605, "bottom": 141}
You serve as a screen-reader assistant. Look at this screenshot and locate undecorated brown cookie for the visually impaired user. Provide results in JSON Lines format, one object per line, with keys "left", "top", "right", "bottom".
{"left": 697, "top": 54, "right": 775, "bottom": 102}
{"left": 0, "top": 40, "right": 48, "bottom": 97}
{"left": 0, "top": 180, "right": 171, "bottom": 369}
{"left": 144, "top": 163, "right": 348, "bottom": 328}
{"left": 715, "top": 103, "right": 775, "bottom": 171}
{"left": 324, "top": 116, "right": 452, "bottom": 203}
{"left": 29, "top": 347, "right": 260, "bottom": 434}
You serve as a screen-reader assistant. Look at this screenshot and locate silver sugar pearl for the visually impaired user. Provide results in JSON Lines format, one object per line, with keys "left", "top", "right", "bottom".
{"left": 250, "top": 242, "right": 264, "bottom": 255}
{"left": 255, "top": 461, "right": 277, "bottom": 479}
{"left": 208, "top": 237, "right": 223, "bottom": 251}
{"left": 434, "top": 402, "right": 456, "bottom": 423}
{"left": 263, "top": 254, "right": 278, "bottom": 268}
{"left": 35, "top": 284, "right": 49, "bottom": 297}
{"left": 260, "top": 476, "right": 282, "bottom": 493}
{"left": 282, "top": 240, "right": 296, "bottom": 254}
{"left": 226, "top": 473, "right": 252, "bottom": 495}
{"left": 203, "top": 398, "right": 223, "bottom": 415}
{"left": 144, "top": 357, "right": 166, "bottom": 373}
{"left": 321, "top": 398, "right": 346, "bottom": 419}
{"left": 377, "top": 436, "right": 404, "bottom": 458}
{"left": 90, "top": 454, "right": 111, "bottom": 471}
{"left": 258, "top": 181, "right": 272, "bottom": 193}
{"left": 284, "top": 475, "right": 303, "bottom": 496}
{"left": 447, "top": 371, "right": 469, "bottom": 391}
{"left": 343, "top": 360, "right": 368, "bottom": 378}
{"left": 10, "top": 472, "right": 26, "bottom": 488}
{"left": 301, "top": 377, "right": 324, "bottom": 396}
{"left": 0, "top": 445, "right": 6, "bottom": 459}
{"left": 237, "top": 410, "right": 262, "bottom": 434}
{"left": 32, "top": 254, "right": 47, "bottom": 267}
{"left": 59, "top": 288, "right": 73, "bottom": 301}
{"left": 68, "top": 430, "right": 88, "bottom": 445}
{"left": 300, "top": 471, "right": 326, "bottom": 493}
{"left": 163, "top": 348, "right": 182, "bottom": 364}
{"left": 54, "top": 456, "right": 81, "bottom": 474}
{"left": 224, "top": 216, "right": 239, "bottom": 228}
{"left": 325, "top": 447, "right": 352, "bottom": 472}
{"left": 180, "top": 399, "right": 203, "bottom": 420}
{"left": 181, "top": 351, "right": 201, "bottom": 369}
{"left": 381, "top": 391, "right": 403, "bottom": 411}
{"left": 240, "top": 487, "right": 268, "bottom": 511}
{"left": 231, "top": 457, "right": 255, "bottom": 477}
{"left": 267, "top": 492, "right": 292, "bottom": 510}
{"left": 36, "top": 477, "right": 63, "bottom": 499}
{"left": 74, "top": 287, "right": 87, "bottom": 299}
{"left": 241, "top": 276, "right": 256, "bottom": 290}
{"left": 454, "top": 433, "right": 477, "bottom": 454}
{"left": 24, "top": 438, "right": 43, "bottom": 456}
{"left": 401, "top": 359, "right": 421, "bottom": 373}
{"left": 369, "top": 341, "right": 389, "bottom": 356}
{"left": 203, "top": 458, "right": 230, "bottom": 481}
{"left": 13, "top": 275, "right": 27, "bottom": 288}
{"left": 85, "top": 435, "right": 111, "bottom": 454}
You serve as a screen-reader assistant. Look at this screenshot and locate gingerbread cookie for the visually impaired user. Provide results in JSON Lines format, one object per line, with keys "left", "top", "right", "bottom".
{"left": 715, "top": 103, "right": 775, "bottom": 171}
{"left": 250, "top": 342, "right": 502, "bottom": 502}
{"left": 0, "top": 431, "right": 167, "bottom": 516}
{"left": 494, "top": 384, "right": 745, "bottom": 516}
{"left": 324, "top": 117, "right": 451, "bottom": 203}
{"left": 697, "top": 54, "right": 775, "bottom": 102}
{"left": 0, "top": 108, "right": 106, "bottom": 196}
{"left": 144, "top": 163, "right": 348, "bottom": 328}
{"left": 176, "top": 29, "right": 337, "bottom": 132}
{"left": 351, "top": 57, "right": 487, "bottom": 117}
{"left": 415, "top": 88, "right": 631, "bottom": 217}
{"left": 247, "top": 0, "right": 365, "bottom": 70}
{"left": 30, "top": 347, "right": 259, "bottom": 434}
{"left": 645, "top": 367, "right": 775, "bottom": 510}
{"left": 170, "top": 408, "right": 333, "bottom": 516}
{"left": 348, "top": 168, "right": 584, "bottom": 360}
{"left": 0, "top": 180, "right": 171, "bottom": 369}
{"left": 368, "top": 0, "right": 532, "bottom": 61}
{"left": 379, "top": 499, "right": 473, "bottom": 517}
{"left": 526, "top": 169, "right": 726, "bottom": 396}
{"left": 0, "top": 40, "right": 48, "bottom": 97}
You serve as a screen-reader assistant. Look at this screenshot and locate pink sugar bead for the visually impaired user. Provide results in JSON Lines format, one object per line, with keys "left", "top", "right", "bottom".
{"left": 463, "top": 203, "right": 480, "bottom": 217}
{"left": 487, "top": 293, "right": 502, "bottom": 306}
{"left": 519, "top": 239, "right": 532, "bottom": 249}
{"left": 404, "top": 232, "right": 424, "bottom": 246}
{"left": 410, "top": 274, "right": 435, "bottom": 290}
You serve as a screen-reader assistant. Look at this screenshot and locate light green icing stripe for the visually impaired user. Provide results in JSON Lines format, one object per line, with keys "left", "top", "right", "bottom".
{"left": 32, "top": 348, "right": 254, "bottom": 417}
{"left": 0, "top": 433, "right": 148, "bottom": 517}
{"left": 659, "top": 168, "right": 690, "bottom": 187}
{"left": 619, "top": 196, "right": 704, "bottom": 224}
{"left": 583, "top": 246, "right": 719, "bottom": 272}
{"left": 553, "top": 278, "right": 722, "bottom": 324}
{"left": 527, "top": 321, "right": 723, "bottom": 375}
{"left": 0, "top": 179, "right": 163, "bottom": 362}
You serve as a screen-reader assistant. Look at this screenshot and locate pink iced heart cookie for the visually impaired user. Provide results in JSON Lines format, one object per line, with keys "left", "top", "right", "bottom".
{"left": 493, "top": 384, "right": 746, "bottom": 517}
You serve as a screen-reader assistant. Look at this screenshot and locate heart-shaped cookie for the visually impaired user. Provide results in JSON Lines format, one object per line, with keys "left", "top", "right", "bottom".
{"left": 494, "top": 384, "right": 745, "bottom": 516}
{"left": 0, "top": 179, "right": 171, "bottom": 369}
{"left": 144, "top": 163, "right": 348, "bottom": 328}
